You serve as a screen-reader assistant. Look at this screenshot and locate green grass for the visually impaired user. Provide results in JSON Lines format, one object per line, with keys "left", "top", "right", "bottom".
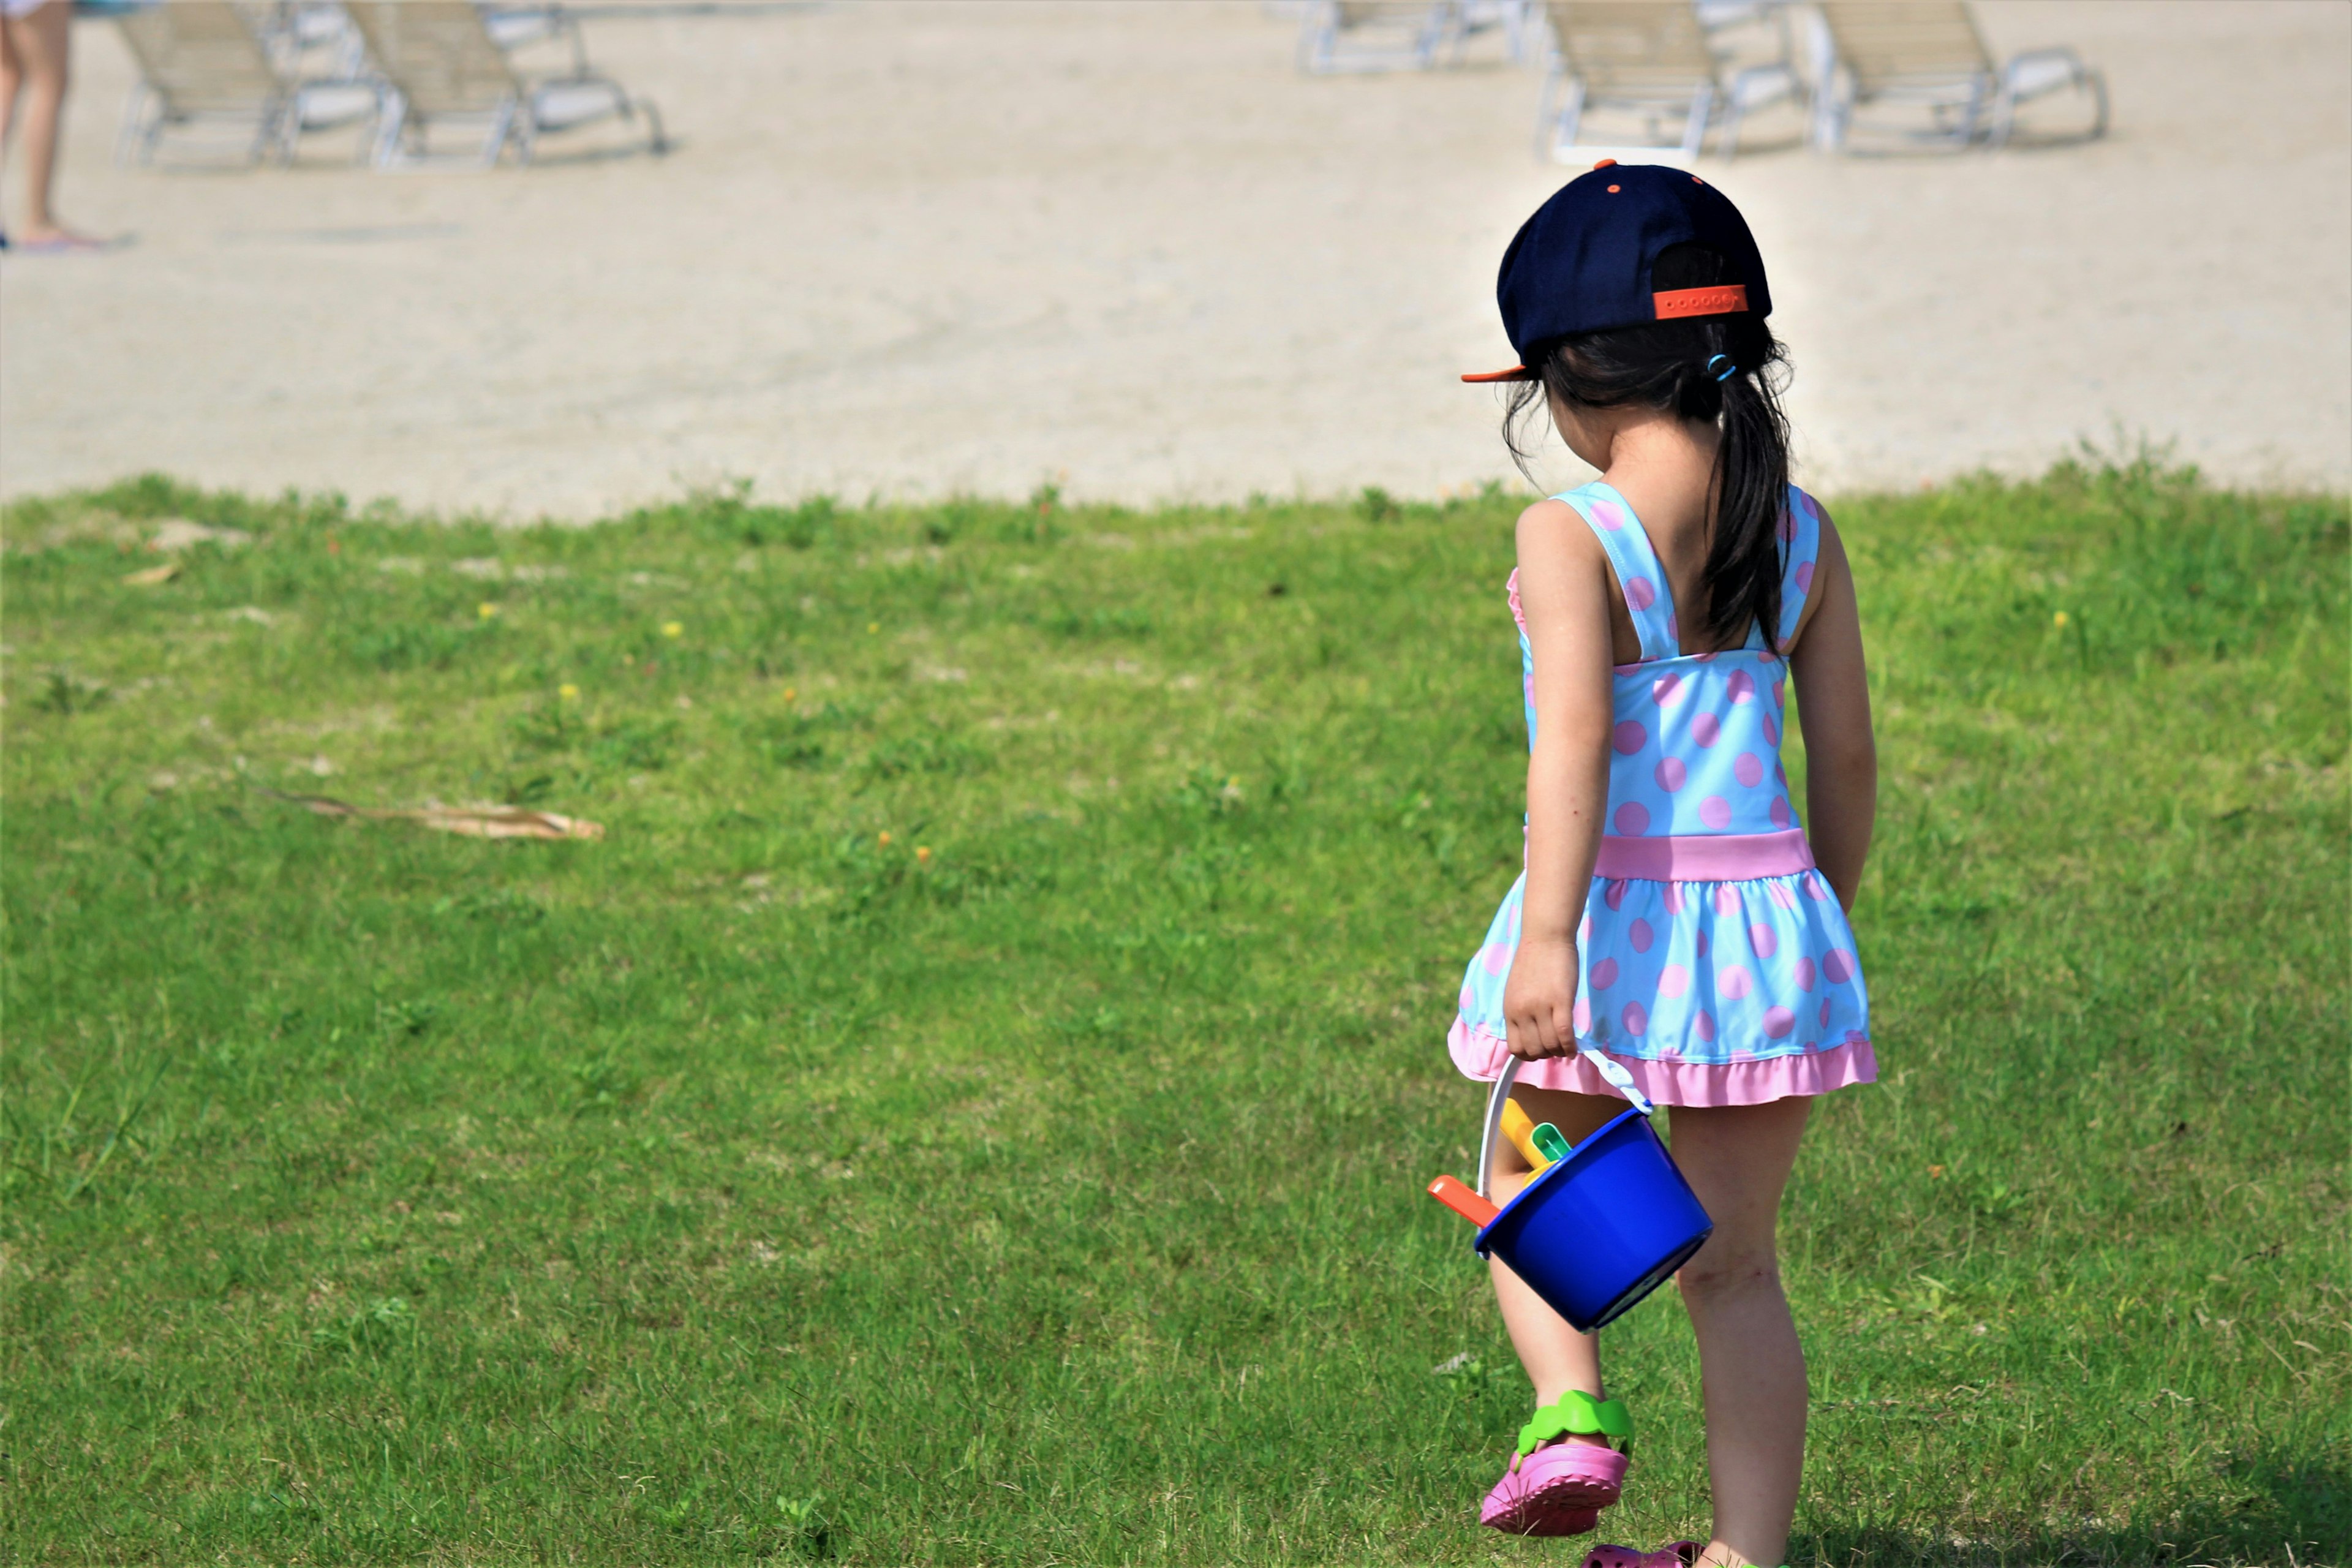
{"left": 2, "top": 462, "right": 2346, "bottom": 1566}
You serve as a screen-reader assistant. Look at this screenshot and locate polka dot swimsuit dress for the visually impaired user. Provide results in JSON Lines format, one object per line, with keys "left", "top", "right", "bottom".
{"left": 1448, "top": 481, "right": 1877, "bottom": 1106}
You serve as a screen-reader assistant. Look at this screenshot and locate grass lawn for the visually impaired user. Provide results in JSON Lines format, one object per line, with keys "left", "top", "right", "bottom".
{"left": 2, "top": 462, "right": 2346, "bottom": 1566}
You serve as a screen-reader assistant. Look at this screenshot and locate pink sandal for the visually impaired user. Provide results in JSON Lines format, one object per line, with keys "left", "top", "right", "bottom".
{"left": 1578, "top": 1542, "right": 1702, "bottom": 1568}
{"left": 1478, "top": 1391, "right": 1633, "bottom": 1537}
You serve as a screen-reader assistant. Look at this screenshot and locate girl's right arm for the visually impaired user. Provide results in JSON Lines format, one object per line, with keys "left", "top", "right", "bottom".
{"left": 1505, "top": 499, "right": 1617, "bottom": 1058}
{"left": 1787, "top": 513, "right": 1876, "bottom": 910}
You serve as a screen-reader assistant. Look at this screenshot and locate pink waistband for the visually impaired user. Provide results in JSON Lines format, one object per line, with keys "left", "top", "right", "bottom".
{"left": 1592, "top": 829, "right": 1815, "bottom": 881}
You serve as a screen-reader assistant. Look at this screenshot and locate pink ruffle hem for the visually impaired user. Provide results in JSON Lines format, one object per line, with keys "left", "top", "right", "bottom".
{"left": 1448, "top": 1020, "right": 1876, "bottom": 1107}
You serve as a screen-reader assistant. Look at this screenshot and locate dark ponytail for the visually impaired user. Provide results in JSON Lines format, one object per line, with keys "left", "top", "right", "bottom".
{"left": 1501, "top": 243, "right": 1795, "bottom": 653}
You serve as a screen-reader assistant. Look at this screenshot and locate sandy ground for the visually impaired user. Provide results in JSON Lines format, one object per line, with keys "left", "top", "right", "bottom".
{"left": 1, "top": 1, "right": 2346, "bottom": 518}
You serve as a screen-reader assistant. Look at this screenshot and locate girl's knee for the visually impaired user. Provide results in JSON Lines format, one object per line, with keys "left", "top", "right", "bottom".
{"left": 1675, "top": 1251, "right": 1782, "bottom": 1300}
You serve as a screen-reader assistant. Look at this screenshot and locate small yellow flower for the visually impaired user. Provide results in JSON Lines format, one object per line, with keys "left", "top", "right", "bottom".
{"left": 477, "top": 602, "right": 500, "bottom": 620}
{"left": 916, "top": 845, "right": 932, "bottom": 864}
{"left": 2052, "top": 611, "right": 2070, "bottom": 628}
{"left": 662, "top": 621, "right": 684, "bottom": 639}
{"left": 867, "top": 622, "right": 880, "bottom": 635}
{"left": 878, "top": 831, "right": 892, "bottom": 848}
{"left": 559, "top": 683, "right": 580, "bottom": 701}
{"left": 782, "top": 687, "right": 798, "bottom": 702}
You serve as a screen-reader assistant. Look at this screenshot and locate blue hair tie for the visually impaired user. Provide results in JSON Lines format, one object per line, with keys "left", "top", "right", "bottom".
{"left": 1706, "top": 354, "right": 1737, "bottom": 383}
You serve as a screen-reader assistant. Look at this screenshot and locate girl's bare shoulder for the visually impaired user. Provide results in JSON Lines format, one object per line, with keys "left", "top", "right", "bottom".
{"left": 1513, "top": 497, "right": 1605, "bottom": 570}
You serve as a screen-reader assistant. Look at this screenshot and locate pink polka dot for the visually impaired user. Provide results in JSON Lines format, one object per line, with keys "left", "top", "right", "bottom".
{"left": 1578, "top": 913, "right": 1594, "bottom": 942}
{"left": 1804, "top": 874, "right": 1831, "bottom": 902}
{"left": 1768, "top": 798, "right": 1793, "bottom": 829}
{"left": 1749, "top": 922, "right": 1778, "bottom": 959}
{"left": 1719, "top": 964, "right": 1752, "bottom": 999}
{"left": 1775, "top": 761, "right": 1789, "bottom": 786}
{"left": 1691, "top": 712, "right": 1721, "bottom": 747}
{"left": 1614, "top": 802, "right": 1650, "bottom": 836}
{"left": 1591, "top": 957, "right": 1619, "bottom": 990}
{"left": 1767, "top": 881, "right": 1797, "bottom": 910}
{"left": 1795, "top": 957, "right": 1817, "bottom": 991}
{"left": 1572, "top": 995, "right": 1591, "bottom": 1032}
{"left": 1699, "top": 795, "right": 1733, "bottom": 829}
{"left": 1695, "top": 929, "right": 1710, "bottom": 957}
{"left": 1800, "top": 492, "right": 1819, "bottom": 521}
{"left": 1613, "top": 720, "right": 1648, "bottom": 755}
{"left": 1653, "top": 673, "right": 1683, "bottom": 706}
{"left": 1713, "top": 884, "right": 1741, "bottom": 914}
{"left": 1795, "top": 560, "right": 1815, "bottom": 594}
{"left": 1694, "top": 1009, "right": 1716, "bottom": 1042}
{"left": 1460, "top": 986, "right": 1475, "bottom": 1011}
{"left": 1819, "top": 997, "right": 1833, "bottom": 1027}
{"left": 1482, "top": 942, "right": 1510, "bottom": 975}
{"left": 1665, "top": 612, "right": 1679, "bottom": 643}
{"left": 1624, "top": 577, "right": 1657, "bottom": 611}
{"left": 1771, "top": 679, "right": 1786, "bottom": 710}
{"left": 1763, "top": 717, "right": 1779, "bottom": 747}
{"left": 1735, "top": 752, "right": 1765, "bottom": 787}
{"left": 1776, "top": 510, "right": 1798, "bottom": 543}
{"left": 1732, "top": 1046, "right": 1755, "bottom": 1063}
{"left": 1630, "top": 918, "right": 1654, "bottom": 954}
{"left": 1604, "top": 878, "right": 1629, "bottom": 911}
{"left": 1655, "top": 756, "right": 1688, "bottom": 792}
{"left": 1591, "top": 501, "right": 1624, "bottom": 532}
{"left": 1664, "top": 884, "right": 1686, "bottom": 914}
{"left": 1657, "top": 963, "right": 1690, "bottom": 998}
{"left": 1823, "top": 948, "right": 1855, "bottom": 984}
{"left": 1728, "top": 669, "right": 1756, "bottom": 704}
{"left": 1762, "top": 1006, "right": 1796, "bottom": 1039}
{"left": 1621, "top": 1001, "right": 1649, "bottom": 1037}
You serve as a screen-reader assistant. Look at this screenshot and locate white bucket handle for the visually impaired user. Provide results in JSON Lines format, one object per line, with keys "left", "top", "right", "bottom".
{"left": 1475, "top": 1047, "right": 1656, "bottom": 1201}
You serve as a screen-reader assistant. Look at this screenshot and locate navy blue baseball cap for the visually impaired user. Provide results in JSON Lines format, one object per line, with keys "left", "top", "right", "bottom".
{"left": 1462, "top": 160, "right": 1772, "bottom": 383}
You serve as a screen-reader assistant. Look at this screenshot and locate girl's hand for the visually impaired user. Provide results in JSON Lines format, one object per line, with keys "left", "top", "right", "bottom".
{"left": 1502, "top": 935, "right": 1581, "bottom": 1059}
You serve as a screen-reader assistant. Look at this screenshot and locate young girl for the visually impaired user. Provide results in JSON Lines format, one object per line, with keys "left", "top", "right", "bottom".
{"left": 1449, "top": 164, "right": 1877, "bottom": 1568}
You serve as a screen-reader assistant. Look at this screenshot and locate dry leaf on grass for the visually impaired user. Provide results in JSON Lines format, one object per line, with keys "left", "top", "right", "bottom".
{"left": 123, "top": 562, "right": 181, "bottom": 586}
{"left": 262, "top": 789, "right": 603, "bottom": 842}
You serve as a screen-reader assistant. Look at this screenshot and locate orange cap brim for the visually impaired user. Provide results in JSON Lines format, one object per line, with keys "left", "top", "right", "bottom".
{"left": 1460, "top": 365, "right": 1536, "bottom": 383}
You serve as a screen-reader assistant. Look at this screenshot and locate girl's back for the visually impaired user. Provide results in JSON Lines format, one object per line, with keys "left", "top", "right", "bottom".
{"left": 1453, "top": 477, "right": 1872, "bottom": 1095}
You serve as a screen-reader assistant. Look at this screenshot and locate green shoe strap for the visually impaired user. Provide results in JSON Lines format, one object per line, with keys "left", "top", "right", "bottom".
{"left": 1515, "top": 1390, "right": 1633, "bottom": 1457}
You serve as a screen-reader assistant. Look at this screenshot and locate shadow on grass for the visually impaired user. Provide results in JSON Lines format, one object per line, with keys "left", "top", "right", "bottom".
{"left": 1800, "top": 1449, "right": 2350, "bottom": 1566}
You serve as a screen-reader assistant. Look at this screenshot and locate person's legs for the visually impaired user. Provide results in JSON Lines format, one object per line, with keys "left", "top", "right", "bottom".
{"left": 1488, "top": 1084, "right": 1626, "bottom": 1428}
{"left": 1666, "top": 1095, "right": 1814, "bottom": 1568}
{"left": 1, "top": 12, "right": 23, "bottom": 155}
{"left": 4, "top": 0, "right": 81, "bottom": 243}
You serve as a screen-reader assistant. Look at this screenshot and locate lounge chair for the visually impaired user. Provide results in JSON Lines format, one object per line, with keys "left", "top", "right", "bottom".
{"left": 344, "top": 1, "right": 666, "bottom": 168}
{"left": 1811, "top": 1, "right": 2107, "bottom": 151}
{"left": 1295, "top": 1, "right": 1460, "bottom": 74}
{"left": 1534, "top": 1, "right": 1801, "bottom": 162}
{"left": 113, "top": 0, "right": 377, "bottom": 166}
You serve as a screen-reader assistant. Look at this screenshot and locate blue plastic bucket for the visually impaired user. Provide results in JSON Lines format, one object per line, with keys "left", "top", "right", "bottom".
{"left": 1470, "top": 1054, "right": 1713, "bottom": 1333}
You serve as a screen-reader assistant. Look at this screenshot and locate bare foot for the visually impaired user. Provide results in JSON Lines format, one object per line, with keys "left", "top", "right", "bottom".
{"left": 7, "top": 224, "right": 121, "bottom": 252}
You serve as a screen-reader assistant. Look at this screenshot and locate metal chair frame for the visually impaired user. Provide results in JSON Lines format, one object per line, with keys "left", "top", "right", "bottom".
{"left": 1810, "top": 1, "right": 2108, "bottom": 153}
{"left": 113, "top": 1, "right": 377, "bottom": 167}
{"left": 344, "top": 1, "right": 664, "bottom": 169}
{"left": 1295, "top": 0, "right": 1463, "bottom": 74}
{"left": 1533, "top": 1, "right": 1802, "bottom": 162}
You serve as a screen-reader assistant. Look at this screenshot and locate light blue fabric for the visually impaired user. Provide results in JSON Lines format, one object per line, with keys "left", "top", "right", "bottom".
{"left": 1457, "top": 483, "right": 1871, "bottom": 1067}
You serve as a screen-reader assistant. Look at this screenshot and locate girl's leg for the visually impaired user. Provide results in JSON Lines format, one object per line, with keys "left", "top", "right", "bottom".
{"left": 1665, "top": 1095, "right": 1814, "bottom": 1568}
{"left": 1, "top": 13, "right": 22, "bottom": 153}
{"left": 3, "top": 1, "right": 80, "bottom": 242}
{"left": 1488, "top": 1084, "right": 1626, "bottom": 1432}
